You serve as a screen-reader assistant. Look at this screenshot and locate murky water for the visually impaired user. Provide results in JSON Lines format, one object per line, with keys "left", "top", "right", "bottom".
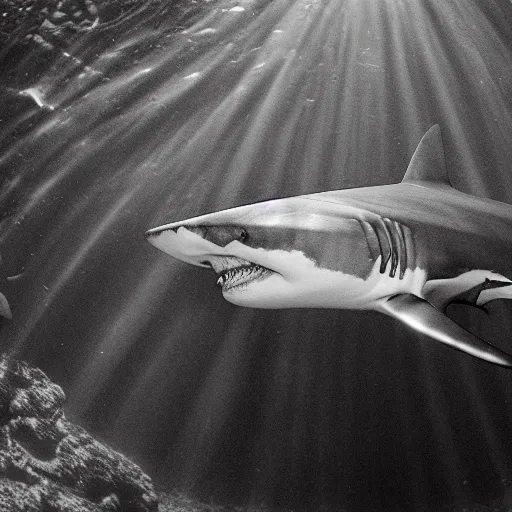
{"left": 2, "top": 0, "right": 512, "bottom": 509}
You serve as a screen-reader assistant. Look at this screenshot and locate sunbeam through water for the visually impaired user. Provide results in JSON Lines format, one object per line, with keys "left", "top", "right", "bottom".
{"left": 2, "top": 0, "right": 512, "bottom": 510}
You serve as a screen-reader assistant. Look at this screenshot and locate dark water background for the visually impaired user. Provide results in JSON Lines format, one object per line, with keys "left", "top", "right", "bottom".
{"left": 2, "top": 0, "right": 512, "bottom": 510}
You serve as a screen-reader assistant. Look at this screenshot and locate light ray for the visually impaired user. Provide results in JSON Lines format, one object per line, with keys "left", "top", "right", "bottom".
{"left": 2, "top": 0, "right": 512, "bottom": 509}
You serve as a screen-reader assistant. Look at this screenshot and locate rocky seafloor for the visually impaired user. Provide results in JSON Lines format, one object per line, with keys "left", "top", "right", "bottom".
{"left": 0, "top": 353, "right": 507, "bottom": 512}
{"left": 0, "top": 353, "right": 159, "bottom": 510}
{"left": 0, "top": 351, "right": 265, "bottom": 511}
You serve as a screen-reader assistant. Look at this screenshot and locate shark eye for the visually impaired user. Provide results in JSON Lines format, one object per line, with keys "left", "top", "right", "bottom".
{"left": 239, "top": 228, "right": 248, "bottom": 243}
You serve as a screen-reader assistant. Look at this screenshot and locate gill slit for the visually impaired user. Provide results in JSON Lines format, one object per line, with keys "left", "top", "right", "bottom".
{"left": 359, "top": 218, "right": 415, "bottom": 280}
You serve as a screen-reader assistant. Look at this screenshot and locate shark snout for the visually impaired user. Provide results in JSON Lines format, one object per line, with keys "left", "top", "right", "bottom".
{"left": 145, "top": 222, "right": 254, "bottom": 268}
{"left": 145, "top": 224, "right": 247, "bottom": 246}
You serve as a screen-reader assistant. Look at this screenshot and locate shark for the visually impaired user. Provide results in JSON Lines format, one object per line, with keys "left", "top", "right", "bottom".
{"left": 145, "top": 125, "right": 512, "bottom": 368}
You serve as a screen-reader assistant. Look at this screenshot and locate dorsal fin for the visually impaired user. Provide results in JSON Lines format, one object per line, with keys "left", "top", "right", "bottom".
{"left": 401, "top": 125, "right": 452, "bottom": 187}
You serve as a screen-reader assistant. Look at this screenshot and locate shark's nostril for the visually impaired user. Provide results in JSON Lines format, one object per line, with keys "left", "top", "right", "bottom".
{"left": 200, "top": 260, "right": 213, "bottom": 268}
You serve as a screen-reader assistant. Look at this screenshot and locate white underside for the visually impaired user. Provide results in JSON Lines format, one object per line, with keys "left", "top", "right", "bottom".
{"left": 221, "top": 255, "right": 427, "bottom": 309}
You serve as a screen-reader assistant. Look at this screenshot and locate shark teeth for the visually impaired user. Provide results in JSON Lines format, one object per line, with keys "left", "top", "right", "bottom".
{"left": 203, "top": 257, "right": 273, "bottom": 291}
{"left": 216, "top": 264, "right": 271, "bottom": 291}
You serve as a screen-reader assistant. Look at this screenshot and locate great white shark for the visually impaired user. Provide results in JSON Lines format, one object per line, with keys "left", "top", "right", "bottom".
{"left": 145, "top": 125, "right": 512, "bottom": 368}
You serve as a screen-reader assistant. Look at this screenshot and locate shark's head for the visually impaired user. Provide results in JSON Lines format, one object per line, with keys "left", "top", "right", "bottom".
{"left": 145, "top": 196, "right": 419, "bottom": 309}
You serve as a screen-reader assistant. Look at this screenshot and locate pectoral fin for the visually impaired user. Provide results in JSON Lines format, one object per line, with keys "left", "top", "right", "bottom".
{"left": 380, "top": 293, "right": 512, "bottom": 368}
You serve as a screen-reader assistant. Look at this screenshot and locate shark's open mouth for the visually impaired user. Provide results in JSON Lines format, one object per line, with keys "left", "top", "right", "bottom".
{"left": 204, "top": 256, "right": 273, "bottom": 292}
{"left": 216, "top": 264, "right": 272, "bottom": 291}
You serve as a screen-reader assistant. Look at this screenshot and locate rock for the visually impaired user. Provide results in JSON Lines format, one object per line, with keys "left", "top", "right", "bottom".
{"left": 0, "top": 355, "right": 158, "bottom": 511}
{"left": 31, "top": 33, "right": 54, "bottom": 51}
{"left": 40, "top": 18, "right": 57, "bottom": 30}
{"left": 51, "top": 11, "right": 68, "bottom": 20}
{"left": 85, "top": 0, "right": 99, "bottom": 17}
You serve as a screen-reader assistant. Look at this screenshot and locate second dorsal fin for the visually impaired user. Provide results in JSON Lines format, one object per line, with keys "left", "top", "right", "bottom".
{"left": 401, "top": 125, "right": 452, "bottom": 187}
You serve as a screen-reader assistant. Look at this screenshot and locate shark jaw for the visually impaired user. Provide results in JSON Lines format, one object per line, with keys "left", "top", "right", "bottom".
{"left": 207, "top": 256, "right": 273, "bottom": 292}
{"left": 145, "top": 226, "right": 283, "bottom": 303}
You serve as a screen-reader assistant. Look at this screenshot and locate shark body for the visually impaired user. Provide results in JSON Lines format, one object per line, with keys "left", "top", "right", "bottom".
{"left": 146, "top": 125, "right": 512, "bottom": 368}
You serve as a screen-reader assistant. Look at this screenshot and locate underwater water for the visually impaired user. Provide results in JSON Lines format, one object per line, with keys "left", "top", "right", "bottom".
{"left": 2, "top": 0, "right": 512, "bottom": 510}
